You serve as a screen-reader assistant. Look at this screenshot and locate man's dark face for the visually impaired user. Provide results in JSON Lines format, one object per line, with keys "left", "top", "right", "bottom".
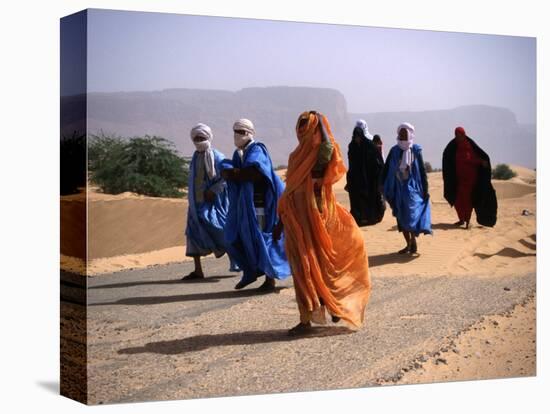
{"left": 398, "top": 128, "right": 409, "bottom": 141}
{"left": 193, "top": 135, "right": 208, "bottom": 143}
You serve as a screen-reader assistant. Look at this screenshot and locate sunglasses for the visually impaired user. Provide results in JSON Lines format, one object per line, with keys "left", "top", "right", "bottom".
{"left": 234, "top": 129, "right": 248, "bottom": 135}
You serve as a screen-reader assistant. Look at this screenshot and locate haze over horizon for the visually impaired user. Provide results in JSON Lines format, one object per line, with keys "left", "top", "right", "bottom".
{"left": 68, "top": 9, "right": 536, "bottom": 125}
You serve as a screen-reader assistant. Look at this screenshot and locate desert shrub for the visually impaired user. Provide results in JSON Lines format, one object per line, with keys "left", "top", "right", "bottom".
{"left": 424, "top": 161, "right": 433, "bottom": 173}
{"left": 88, "top": 132, "right": 126, "bottom": 172}
{"left": 492, "top": 164, "right": 517, "bottom": 180}
{"left": 89, "top": 134, "right": 190, "bottom": 198}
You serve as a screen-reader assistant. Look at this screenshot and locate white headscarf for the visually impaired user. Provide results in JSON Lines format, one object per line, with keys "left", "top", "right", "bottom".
{"left": 233, "top": 118, "right": 255, "bottom": 159}
{"left": 355, "top": 119, "right": 373, "bottom": 140}
{"left": 190, "top": 123, "right": 216, "bottom": 179}
{"left": 396, "top": 122, "right": 415, "bottom": 173}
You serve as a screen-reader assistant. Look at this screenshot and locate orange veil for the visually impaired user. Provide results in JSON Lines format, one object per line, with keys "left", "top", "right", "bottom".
{"left": 278, "top": 112, "right": 371, "bottom": 328}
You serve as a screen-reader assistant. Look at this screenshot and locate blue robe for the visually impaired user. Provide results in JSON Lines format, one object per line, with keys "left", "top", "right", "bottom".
{"left": 186, "top": 149, "right": 239, "bottom": 270}
{"left": 221, "top": 141, "right": 291, "bottom": 284}
{"left": 383, "top": 144, "right": 432, "bottom": 236}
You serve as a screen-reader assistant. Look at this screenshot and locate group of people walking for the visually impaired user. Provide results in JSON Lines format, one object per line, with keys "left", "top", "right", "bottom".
{"left": 182, "top": 112, "right": 497, "bottom": 335}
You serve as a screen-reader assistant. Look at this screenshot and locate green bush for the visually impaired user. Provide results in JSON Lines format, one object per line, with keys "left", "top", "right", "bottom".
{"left": 424, "top": 161, "right": 433, "bottom": 173}
{"left": 89, "top": 134, "right": 190, "bottom": 198}
{"left": 492, "top": 164, "right": 517, "bottom": 180}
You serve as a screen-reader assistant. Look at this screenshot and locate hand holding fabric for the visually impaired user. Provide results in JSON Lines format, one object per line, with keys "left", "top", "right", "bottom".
{"left": 204, "top": 189, "right": 216, "bottom": 203}
{"left": 221, "top": 168, "right": 238, "bottom": 181}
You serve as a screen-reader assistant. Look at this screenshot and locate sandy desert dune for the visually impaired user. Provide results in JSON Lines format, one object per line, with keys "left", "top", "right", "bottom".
{"left": 60, "top": 165, "right": 536, "bottom": 280}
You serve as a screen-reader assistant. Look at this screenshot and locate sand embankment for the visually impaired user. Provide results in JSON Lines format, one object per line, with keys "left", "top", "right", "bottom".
{"left": 60, "top": 166, "right": 535, "bottom": 277}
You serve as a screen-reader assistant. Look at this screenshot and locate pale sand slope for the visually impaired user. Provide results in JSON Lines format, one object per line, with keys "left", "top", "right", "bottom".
{"left": 379, "top": 296, "right": 536, "bottom": 385}
{"left": 60, "top": 166, "right": 535, "bottom": 277}
{"left": 361, "top": 170, "right": 535, "bottom": 279}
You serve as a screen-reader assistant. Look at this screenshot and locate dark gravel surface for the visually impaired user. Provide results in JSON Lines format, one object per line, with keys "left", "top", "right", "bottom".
{"left": 77, "top": 256, "right": 535, "bottom": 405}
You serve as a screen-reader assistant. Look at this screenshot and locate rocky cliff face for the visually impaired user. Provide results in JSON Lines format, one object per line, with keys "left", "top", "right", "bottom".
{"left": 81, "top": 87, "right": 348, "bottom": 166}
{"left": 61, "top": 87, "right": 535, "bottom": 168}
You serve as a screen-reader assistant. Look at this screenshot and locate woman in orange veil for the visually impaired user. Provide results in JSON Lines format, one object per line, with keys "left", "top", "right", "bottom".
{"left": 275, "top": 111, "right": 371, "bottom": 335}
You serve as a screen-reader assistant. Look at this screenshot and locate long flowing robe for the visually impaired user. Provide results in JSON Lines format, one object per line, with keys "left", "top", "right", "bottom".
{"left": 383, "top": 144, "right": 432, "bottom": 235}
{"left": 442, "top": 136, "right": 497, "bottom": 227}
{"left": 454, "top": 138, "right": 479, "bottom": 222}
{"left": 346, "top": 128, "right": 386, "bottom": 226}
{"left": 278, "top": 113, "right": 371, "bottom": 328}
{"left": 186, "top": 149, "right": 231, "bottom": 258}
{"left": 221, "top": 141, "right": 291, "bottom": 285}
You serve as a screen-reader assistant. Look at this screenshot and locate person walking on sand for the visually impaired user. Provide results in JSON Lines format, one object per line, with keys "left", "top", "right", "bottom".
{"left": 442, "top": 126, "right": 497, "bottom": 229}
{"left": 220, "top": 118, "right": 291, "bottom": 292}
{"left": 382, "top": 122, "right": 432, "bottom": 254}
{"left": 182, "top": 123, "right": 239, "bottom": 281}
{"left": 275, "top": 111, "right": 371, "bottom": 336}
{"left": 345, "top": 120, "right": 386, "bottom": 226}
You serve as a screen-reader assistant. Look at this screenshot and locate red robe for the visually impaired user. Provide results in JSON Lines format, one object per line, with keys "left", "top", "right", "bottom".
{"left": 455, "top": 138, "right": 480, "bottom": 222}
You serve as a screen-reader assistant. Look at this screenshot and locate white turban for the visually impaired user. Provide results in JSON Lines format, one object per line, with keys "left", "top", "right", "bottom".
{"left": 233, "top": 118, "right": 255, "bottom": 150}
{"left": 233, "top": 119, "right": 255, "bottom": 135}
{"left": 396, "top": 122, "right": 415, "bottom": 173}
{"left": 190, "top": 123, "right": 216, "bottom": 179}
{"left": 355, "top": 119, "right": 373, "bottom": 140}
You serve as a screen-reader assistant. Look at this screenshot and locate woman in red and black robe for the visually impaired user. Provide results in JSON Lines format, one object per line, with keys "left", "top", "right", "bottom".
{"left": 442, "top": 127, "right": 497, "bottom": 229}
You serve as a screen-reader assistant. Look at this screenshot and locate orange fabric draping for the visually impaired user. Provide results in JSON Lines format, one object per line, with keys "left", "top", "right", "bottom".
{"left": 278, "top": 112, "right": 371, "bottom": 328}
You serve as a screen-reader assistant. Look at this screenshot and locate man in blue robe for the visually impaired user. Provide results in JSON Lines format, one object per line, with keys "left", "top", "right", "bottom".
{"left": 182, "top": 123, "right": 239, "bottom": 280}
{"left": 382, "top": 122, "right": 432, "bottom": 255}
{"left": 220, "top": 118, "right": 291, "bottom": 292}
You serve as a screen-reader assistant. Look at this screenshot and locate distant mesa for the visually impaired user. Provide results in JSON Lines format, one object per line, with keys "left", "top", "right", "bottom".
{"left": 61, "top": 87, "right": 535, "bottom": 168}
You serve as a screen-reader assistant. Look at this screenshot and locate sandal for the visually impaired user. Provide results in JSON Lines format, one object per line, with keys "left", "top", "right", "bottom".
{"left": 288, "top": 322, "right": 313, "bottom": 336}
{"left": 234, "top": 278, "right": 256, "bottom": 290}
{"left": 181, "top": 271, "right": 204, "bottom": 281}
{"left": 257, "top": 278, "right": 276, "bottom": 293}
{"left": 398, "top": 245, "right": 410, "bottom": 254}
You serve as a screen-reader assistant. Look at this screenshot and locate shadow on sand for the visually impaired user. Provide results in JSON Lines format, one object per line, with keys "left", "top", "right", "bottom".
{"left": 368, "top": 252, "right": 419, "bottom": 267}
{"left": 474, "top": 247, "right": 536, "bottom": 260}
{"left": 90, "top": 287, "right": 288, "bottom": 306}
{"left": 519, "top": 238, "right": 536, "bottom": 251}
{"left": 431, "top": 222, "right": 464, "bottom": 231}
{"left": 387, "top": 222, "right": 468, "bottom": 232}
{"left": 89, "top": 275, "right": 236, "bottom": 290}
{"left": 118, "top": 326, "right": 353, "bottom": 355}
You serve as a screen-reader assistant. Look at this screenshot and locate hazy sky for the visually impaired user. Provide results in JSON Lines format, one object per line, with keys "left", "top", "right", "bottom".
{"left": 86, "top": 9, "right": 536, "bottom": 124}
